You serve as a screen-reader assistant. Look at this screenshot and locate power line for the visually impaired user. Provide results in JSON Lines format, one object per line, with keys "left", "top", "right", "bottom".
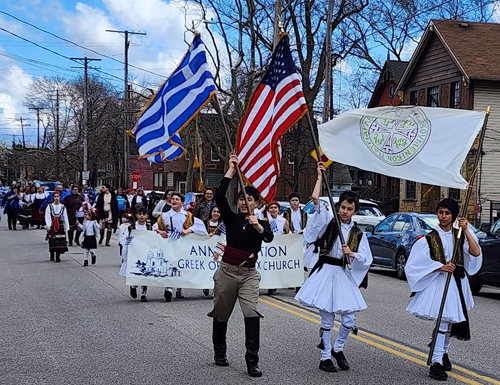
{"left": 0, "top": 10, "right": 166, "bottom": 79}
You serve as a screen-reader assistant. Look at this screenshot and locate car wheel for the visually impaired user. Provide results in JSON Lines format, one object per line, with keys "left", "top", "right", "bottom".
{"left": 395, "top": 251, "right": 407, "bottom": 280}
{"left": 469, "top": 275, "right": 483, "bottom": 295}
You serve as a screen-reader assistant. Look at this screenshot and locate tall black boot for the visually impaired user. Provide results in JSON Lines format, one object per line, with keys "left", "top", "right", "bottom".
{"left": 213, "top": 319, "right": 229, "bottom": 366}
{"left": 244, "top": 317, "right": 262, "bottom": 377}
{"left": 50, "top": 251, "right": 54, "bottom": 261}
{"left": 75, "top": 230, "right": 81, "bottom": 246}
{"left": 68, "top": 230, "right": 74, "bottom": 246}
{"left": 105, "top": 229, "right": 112, "bottom": 246}
{"left": 99, "top": 229, "right": 104, "bottom": 245}
{"left": 55, "top": 252, "right": 61, "bottom": 262}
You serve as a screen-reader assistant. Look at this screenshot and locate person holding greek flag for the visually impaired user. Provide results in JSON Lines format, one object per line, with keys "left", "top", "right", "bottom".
{"left": 129, "top": 34, "right": 216, "bottom": 162}
{"left": 153, "top": 192, "right": 207, "bottom": 301}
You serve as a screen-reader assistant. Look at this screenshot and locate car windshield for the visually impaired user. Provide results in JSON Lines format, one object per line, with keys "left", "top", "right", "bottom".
{"left": 358, "top": 205, "right": 384, "bottom": 217}
{"left": 418, "top": 215, "right": 439, "bottom": 230}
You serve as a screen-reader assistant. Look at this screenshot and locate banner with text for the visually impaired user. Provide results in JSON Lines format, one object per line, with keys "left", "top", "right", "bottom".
{"left": 126, "top": 232, "right": 304, "bottom": 289}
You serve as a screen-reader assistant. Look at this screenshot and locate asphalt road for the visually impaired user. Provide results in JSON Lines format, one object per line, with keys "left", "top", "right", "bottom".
{"left": 0, "top": 221, "right": 499, "bottom": 385}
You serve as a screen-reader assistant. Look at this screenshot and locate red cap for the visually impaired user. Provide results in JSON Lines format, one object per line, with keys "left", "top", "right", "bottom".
{"left": 267, "top": 201, "right": 280, "bottom": 209}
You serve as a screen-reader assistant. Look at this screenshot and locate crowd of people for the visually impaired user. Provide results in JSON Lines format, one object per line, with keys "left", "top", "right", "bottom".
{"left": 0, "top": 165, "right": 482, "bottom": 381}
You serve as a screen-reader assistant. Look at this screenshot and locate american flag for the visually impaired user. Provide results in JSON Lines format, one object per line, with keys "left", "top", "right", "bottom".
{"left": 129, "top": 34, "right": 216, "bottom": 162}
{"left": 236, "top": 35, "right": 308, "bottom": 202}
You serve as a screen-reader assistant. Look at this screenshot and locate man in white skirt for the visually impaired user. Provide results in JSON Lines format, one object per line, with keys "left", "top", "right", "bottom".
{"left": 295, "top": 163, "right": 372, "bottom": 373}
{"left": 404, "top": 198, "right": 481, "bottom": 381}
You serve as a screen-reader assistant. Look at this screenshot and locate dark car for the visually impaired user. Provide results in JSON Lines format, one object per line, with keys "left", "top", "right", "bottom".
{"left": 367, "top": 213, "right": 488, "bottom": 280}
{"left": 469, "top": 219, "right": 500, "bottom": 294}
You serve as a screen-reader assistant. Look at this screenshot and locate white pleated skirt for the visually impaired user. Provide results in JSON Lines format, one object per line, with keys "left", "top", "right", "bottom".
{"left": 295, "top": 265, "right": 367, "bottom": 314}
{"left": 406, "top": 274, "right": 474, "bottom": 323}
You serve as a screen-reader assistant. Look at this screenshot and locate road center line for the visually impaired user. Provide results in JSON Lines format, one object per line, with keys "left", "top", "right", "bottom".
{"left": 260, "top": 297, "right": 499, "bottom": 385}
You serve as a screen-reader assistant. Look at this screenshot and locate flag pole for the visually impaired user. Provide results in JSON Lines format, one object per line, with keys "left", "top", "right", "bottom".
{"left": 212, "top": 95, "right": 253, "bottom": 216}
{"left": 305, "top": 112, "right": 352, "bottom": 269}
{"left": 426, "top": 106, "right": 490, "bottom": 366}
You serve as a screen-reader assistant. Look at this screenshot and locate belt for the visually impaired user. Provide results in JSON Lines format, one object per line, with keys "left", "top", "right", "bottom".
{"left": 222, "top": 245, "right": 256, "bottom": 268}
{"left": 310, "top": 255, "right": 344, "bottom": 275}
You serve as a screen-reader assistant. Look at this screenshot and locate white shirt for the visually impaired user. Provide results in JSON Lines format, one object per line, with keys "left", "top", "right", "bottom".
{"left": 153, "top": 208, "right": 208, "bottom": 235}
{"left": 290, "top": 208, "right": 303, "bottom": 233}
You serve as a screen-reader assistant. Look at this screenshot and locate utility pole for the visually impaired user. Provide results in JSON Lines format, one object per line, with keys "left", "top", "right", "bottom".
{"left": 29, "top": 107, "right": 43, "bottom": 149}
{"left": 273, "top": 0, "right": 283, "bottom": 48}
{"left": 17, "top": 116, "right": 30, "bottom": 148}
{"left": 323, "top": 0, "right": 334, "bottom": 124}
{"left": 56, "top": 89, "right": 60, "bottom": 179}
{"left": 106, "top": 29, "right": 147, "bottom": 187}
{"left": 71, "top": 57, "right": 101, "bottom": 185}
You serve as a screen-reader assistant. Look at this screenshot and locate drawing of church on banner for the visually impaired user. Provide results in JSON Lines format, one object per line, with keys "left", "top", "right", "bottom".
{"left": 131, "top": 249, "right": 181, "bottom": 278}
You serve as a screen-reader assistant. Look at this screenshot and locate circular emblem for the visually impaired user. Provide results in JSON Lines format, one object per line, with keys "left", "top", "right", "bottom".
{"left": 360, "top": 107, "right": 431, "bottom": 166}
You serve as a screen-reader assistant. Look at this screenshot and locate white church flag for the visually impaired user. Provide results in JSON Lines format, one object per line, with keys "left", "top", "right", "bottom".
{"left": 126, "top": 232, "right": 304, "bottom": 289}
{"left": 318, "top": 106, "right": 486, "bottom": 189}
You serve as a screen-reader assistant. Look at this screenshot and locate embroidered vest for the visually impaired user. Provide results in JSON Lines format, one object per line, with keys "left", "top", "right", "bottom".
{"left": 283, "top": 208, "right": 308, "bottom": 233}
{"left": 128, "top": 222, "right": 152, "bottom": 232}
{"left": 425, "top": 228, "right": 465, "bottom": 266}
{"left": 156, "top": 211, "right": 194, "bottom": 232}
{"left": 314, "top": 219, "right": 363, "bottom": 256}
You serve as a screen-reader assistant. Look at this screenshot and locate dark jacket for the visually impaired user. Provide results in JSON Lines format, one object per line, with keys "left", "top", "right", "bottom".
{"left": 95, "top": 191, "right": 119, "bottom": 229}
{"left": 193, "top": 200, "right": 215, "bottom": 222}
{"left": 131, "top": 195, "right": 148, "bottom": 214}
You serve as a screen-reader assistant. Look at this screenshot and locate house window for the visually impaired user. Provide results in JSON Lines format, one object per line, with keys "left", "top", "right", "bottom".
{"left": 404, "top": 180, "right": 416, "bottom": 200}
{"left": 448, "top": 188, "right": 461, "bottom": 201}
{"left": 178, "top": 181, "right": 187, "bottom": 195}
{"left": 153, "top": 172, "right": 163, "bottom": 187}
{"left": 427, "top": 86, "right": 440, "bottom": 107}
{"left": 211, "top": 147, "right": 220, "bottom": 162}
{"left": 166, "top": 172, "right": 174, "bottom": 187}
{"left": 409, "top": 90, "right": 418, "bottom": 105}
{"left": 451, "top": 82, "right": 460, "bottom": 109}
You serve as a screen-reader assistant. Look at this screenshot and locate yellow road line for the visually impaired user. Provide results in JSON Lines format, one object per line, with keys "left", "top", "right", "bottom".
{"left": 260, "top": 297, "right": 499, "bottom": 385}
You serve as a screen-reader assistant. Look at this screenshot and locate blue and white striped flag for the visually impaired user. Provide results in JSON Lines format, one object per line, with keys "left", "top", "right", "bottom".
{"left": 269, "top": 219, "right": 279, "bottom": 233}
{"left": 169, "top": 227, "right": 181, "bottom": 240}
{"left": 130, "top": 34, "right": 216, "bottom": 162}
{"left": 217, "top": 221, "right": 226, "bottom": 235}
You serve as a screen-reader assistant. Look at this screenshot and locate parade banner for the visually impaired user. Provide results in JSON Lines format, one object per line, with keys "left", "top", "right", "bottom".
{"left": 126, "top": 232, "right": 304, "bottom": 289}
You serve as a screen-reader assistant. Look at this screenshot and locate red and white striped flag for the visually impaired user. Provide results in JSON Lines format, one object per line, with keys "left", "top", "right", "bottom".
{"left": 236, "top": 35, "right": 308, "bottom": 202}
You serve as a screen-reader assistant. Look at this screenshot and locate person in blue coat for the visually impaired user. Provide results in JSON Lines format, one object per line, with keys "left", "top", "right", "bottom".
{"left": 1, "top": 186, "right": 22, "bottom": 230}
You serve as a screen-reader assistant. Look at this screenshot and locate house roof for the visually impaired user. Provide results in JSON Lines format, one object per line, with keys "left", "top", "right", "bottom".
{"left": 397, "top": 19, "right": 500, "bottom": 90}
{"left": 368, "top": 60, "right": 409, "bottom": 107}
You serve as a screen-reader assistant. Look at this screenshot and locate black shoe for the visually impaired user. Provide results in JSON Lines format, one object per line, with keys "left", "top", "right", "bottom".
{"left": 164, "top": 290, "right": 172, "bottom": 302}
{"left": 215, "top": 354, "right": 229, "bottom": 366}
{"left": 319, "top": 359, "right": 338, "bottom": 372}
{"left": 91, "top": 254, "right": 96, "bottom": 265}
{"left": 56, "top": 256, "right": 61, "bottom": 262}
{"left": 332, "top": 350, "right": 349, "bottom": 370}
{"left": 50, "top": 256, "right": 54, "bottom": 261}
{"left": 68, "top": 242, "right": 73, "bottom": 246}
{"left": 176, "top": 289, "right": 184, "bottom": 299}
{"left": 442, "top": 353, "right": 452, "bottom": 372}
{"left": 75, "top": 239, "right": 80, "bottom": 246}
{"left": 203, "top": 289, "right": 210, "bottom": 296}
{"left": 130, "top": 287, "right": 137, "bottom": 299}
{"left": 266, "top": 289, "right": 277, "bottom": 295}
{"left": 429, "top": 363, "right": 448, "bottom": 381}
{"left": 83, "top": 260, "right": 88, "bottom": 267}
{"left": 247, "top": 364, "right": 262, "bottom": 377}
{"left": 140, "top": 295, "right": 148, "bottom": 302}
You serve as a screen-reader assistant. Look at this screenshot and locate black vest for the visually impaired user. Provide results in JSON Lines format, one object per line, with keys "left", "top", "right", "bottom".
{"left": 425, "top": 228, "right": 465, "bottom": 266}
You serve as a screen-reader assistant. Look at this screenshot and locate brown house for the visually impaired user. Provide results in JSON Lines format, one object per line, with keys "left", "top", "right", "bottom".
{"left": 396, "top": 19, "right": 500, "bottom": 225}
{"left": 363, "top": 59, "right": 409, "bottom": 213}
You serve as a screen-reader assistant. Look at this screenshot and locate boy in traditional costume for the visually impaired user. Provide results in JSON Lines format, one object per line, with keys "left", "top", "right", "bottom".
{"left": 404, "top": 198, "right": 482, "bottom": 381}
{"left": 282, "top": 192, "right": 307, "bottom": 234}
{"left": 208, "top": 154, "right": 273, "bottom": 377}
{"left": 153, "top": 192, "right": 208, "bottom": 301}
{"left": 295, "top": 163, "right": 372, "bottom": 373}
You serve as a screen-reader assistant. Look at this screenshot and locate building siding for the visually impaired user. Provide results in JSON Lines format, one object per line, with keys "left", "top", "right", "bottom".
{"left": 473, "top": 81, "right": 500, "bottom": 224}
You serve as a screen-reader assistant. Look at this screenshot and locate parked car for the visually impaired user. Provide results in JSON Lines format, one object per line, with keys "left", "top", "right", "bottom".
{"left": 302, "top": 196, "right": 385, "bottom": 231}
{"left": 33, "top": 180, "right": 61, "bottom": 193}
{"left": 276, "top": 201, "right": 305, "bottom": 215}
{"left": 367, "top": 212, "right": 496, "bottom": 283}
{"left": 469, "top": 218, "right": 500, "bottom": 294}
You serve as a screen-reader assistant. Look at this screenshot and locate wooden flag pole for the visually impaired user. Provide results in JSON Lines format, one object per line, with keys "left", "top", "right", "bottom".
{"left": 212, "top": 96, "right": 253, "bottom": 216}
{"left": 305, "top": 112, "right": 351, "bottom": 269}
{"left": 426, "top": 106, "right": 490, "bottom": 366}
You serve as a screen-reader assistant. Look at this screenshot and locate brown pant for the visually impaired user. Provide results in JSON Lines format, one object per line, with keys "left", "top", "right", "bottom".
{"left": 208, "top": 261, "right": 262, "bottom": 321}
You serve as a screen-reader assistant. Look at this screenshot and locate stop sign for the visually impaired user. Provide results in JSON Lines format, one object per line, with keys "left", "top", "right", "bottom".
{"left": 130, "top": 171, "right": 142, "bottom": 183}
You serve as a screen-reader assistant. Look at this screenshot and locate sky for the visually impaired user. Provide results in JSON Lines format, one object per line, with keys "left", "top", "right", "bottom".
{"left": 0, "top": 0, "right": 214, "bottom": 146}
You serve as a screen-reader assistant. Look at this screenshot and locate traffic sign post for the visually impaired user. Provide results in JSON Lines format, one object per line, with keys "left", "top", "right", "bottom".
{"left": 130, "top": 171, "right": 141, "bottom": 189}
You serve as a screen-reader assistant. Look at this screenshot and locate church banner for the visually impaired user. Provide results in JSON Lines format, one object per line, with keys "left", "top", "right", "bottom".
{"left": 126, "top": 232, "right": 304, "bottom": 289}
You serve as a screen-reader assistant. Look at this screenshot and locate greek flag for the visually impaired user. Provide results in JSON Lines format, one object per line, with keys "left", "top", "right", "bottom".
{"left": 217, "top": 221, "right": 226, "bottom": 235}
{"left": 169, "top": 227, "right": 181, "bottom": 241}
{"left": 269, "top": 219, "right": 279, "bottom": 233}
{"left": 130, "top": 34, "right": 216, "bottom": 162}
